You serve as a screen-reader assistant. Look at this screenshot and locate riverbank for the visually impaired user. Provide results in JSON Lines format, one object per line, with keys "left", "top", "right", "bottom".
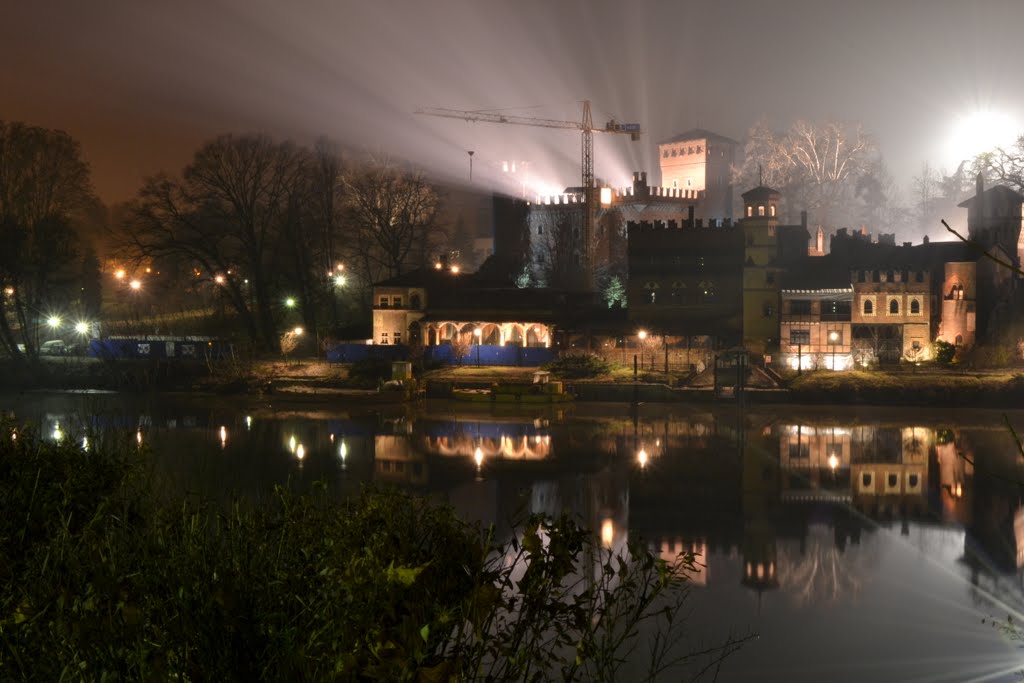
{"left": 4, "top": 357, "right": 1024, "bottom": 408}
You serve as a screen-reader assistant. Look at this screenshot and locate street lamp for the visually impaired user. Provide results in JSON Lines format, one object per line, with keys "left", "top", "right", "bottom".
{"left": 46, "top": 316, "right": 61, "bottom": 330}
{"left": 474, "top": 327, "right": 482, "bottom": 366}
{"left": 829, "top": 330, "right": 839, "bottom": 371}
{"left": 129, "top": 280, "right": 141, "bottom": 291}
{"left": 284, "top": 297, "right": 296, "bottom": 308}
{"left": 334, "top": 275, "right": 347, "bottom": 287}
{"left": 637, "top": 329, "right": 648, "bottom": 371}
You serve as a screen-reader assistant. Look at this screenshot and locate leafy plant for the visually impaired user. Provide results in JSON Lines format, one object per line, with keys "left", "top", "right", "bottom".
{"left": 544, "top": 352, "right": 613, "bottom": 379}
{"left": 934, "top": 339, "right": 957, "bottom": 365}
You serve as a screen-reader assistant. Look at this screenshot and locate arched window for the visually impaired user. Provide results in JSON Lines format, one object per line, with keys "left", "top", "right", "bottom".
{"left": 769, "top": 205, "right": 776, "bottom": 217}
{"left": 956, "top": 285, "right": 964, "bottom": 300}
{"left": 889, "top": 299, "right": 899, "bottom": 315}
{"left": 864, "top": 299, "right": 873, "bottom": 315}
{"left": 411, "top": 294, "right": 421, "bottom": 310}
{"left": 746, "top": 206, "right": 753, "bottom": 218}
{"left": 955, "top": 335, "right": 963, "bottom": 346}
{"left": 886, "top": 270, "right": 894, "bottom": 282}
{"left": 910, "top": 299, "right": 920, "bottom": 315}
{"left": 758, "top": 205, "right": 765, "bottom": 217}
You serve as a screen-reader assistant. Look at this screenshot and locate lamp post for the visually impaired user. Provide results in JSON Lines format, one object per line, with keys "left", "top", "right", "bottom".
{"left": 829, "top": 330, "right": 839, "bottom": 371}
{"left": 637, "top": 329, "right": 648, "bottom": 371}
{"left": 474, "top": 327, "right": 482, "bottom": 367}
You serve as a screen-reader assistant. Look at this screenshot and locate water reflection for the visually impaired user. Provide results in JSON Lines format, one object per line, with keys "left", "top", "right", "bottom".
{"left": 6, "top": 394, "right": 1024, "bottom": 681}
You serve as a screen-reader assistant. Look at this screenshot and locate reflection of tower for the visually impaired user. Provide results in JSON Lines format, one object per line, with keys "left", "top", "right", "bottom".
{"left": 741, "top": 426, "right": 780, "bottom": 594}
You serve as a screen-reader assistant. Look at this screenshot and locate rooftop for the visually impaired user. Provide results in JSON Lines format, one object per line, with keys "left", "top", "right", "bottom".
{"left": 659, "top": 128, "right": 739, "bottom": 146}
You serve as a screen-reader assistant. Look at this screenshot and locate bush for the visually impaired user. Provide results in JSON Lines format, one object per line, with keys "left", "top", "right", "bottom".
{"left": 0, "top": 423, "right": 748, "bottom": 681}
{"left": 345, "top": 358, "right": 393, "bottom": 388}
{"left": 934, "top": 340, "right": 957, "bottom": 366}
{"left": 543, "top": 352, "right": 612, "bottom": 379}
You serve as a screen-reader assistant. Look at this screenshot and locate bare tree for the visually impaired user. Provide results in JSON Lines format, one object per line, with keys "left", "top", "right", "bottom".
{"left": 974, "top": 136, "right": 1024, "bottom": 193}
{"left": 342, "top": 158, "right": 441, "bottom": 288}
{"left": 125, "top": 133, "right": 306, "bottom": 351}
{"left": 0, "top": 122, "right": 95, "bottom": 359}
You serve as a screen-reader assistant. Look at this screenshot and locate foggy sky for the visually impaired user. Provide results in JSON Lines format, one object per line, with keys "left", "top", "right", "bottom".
{"left": 4, "top": 0, "right": 1024, "bottom": 239}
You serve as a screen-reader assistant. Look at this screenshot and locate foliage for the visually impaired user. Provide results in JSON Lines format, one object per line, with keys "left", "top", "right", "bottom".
{"left": 544, "top": 352, "right": 613, "bottom": 379}
{"left": 0, "top": 424, "right": 747, "bottom": 681}
{"left": 603, "top": 275, "right": 627, "bottom": 308}
{"left": 934, "top": 339, "right": 957, "bottom": 365}
{"left": 345, "top": 357, "right": 393, "bottom": 388}
{"left": 0, "top": 121, "right": 97, "bottom": 360}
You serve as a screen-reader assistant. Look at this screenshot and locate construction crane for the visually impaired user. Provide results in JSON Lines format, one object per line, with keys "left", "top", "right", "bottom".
{"left": 416, "top": 100, "right": 642, "bottom": 291}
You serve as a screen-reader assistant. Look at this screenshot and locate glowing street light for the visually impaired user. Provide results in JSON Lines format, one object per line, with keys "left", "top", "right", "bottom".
{"left": 4, "top": 287, "right": 14, "bottom": 296}
{"left": 114, "top": 269, "right": 125, "bottom": 280}
{"left": 828, "top": 453, "right": 839, "bottom": 471}
{"left": 637, "top": 329, "right": 648, "bottom": 341}
{"left": 293, "top": 327, "right": 304, "bottom": 336}
{"left": 129, "top": 279, "right": 142, "bottom": 291}
{"left": 74, "top": 321, "right": 90, "bottom": 335}
{"left": 474, "top": 327, "right": 482, "bottom": 366}
{"left": 450, "top": 265, "right": 460, "bottom": 274}
{"left": 637, "top": 448, "right": 648, "bottom": 469}
{"left": 284, "top": 297, "right": 296, "bottom": 308}
{"left": 434, "top": 261, "right": 443, "bottom": 270}
{"left": 46, "top": 316, "right": 62, "bottom": 329}
{"left": 334, "top": 275, "right": 347, "bottom": 287}
{"left": 214, "top": 274, "right": 226, "bottom": 285}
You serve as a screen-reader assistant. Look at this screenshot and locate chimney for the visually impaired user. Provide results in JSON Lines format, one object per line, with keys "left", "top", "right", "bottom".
{"left": 923, "top": 235, "right": 930, "bottom": 245}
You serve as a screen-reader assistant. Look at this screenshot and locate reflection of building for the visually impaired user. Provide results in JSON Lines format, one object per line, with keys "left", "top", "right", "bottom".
{"left": 373, "top": 435, "right": 428, "bottom": 486}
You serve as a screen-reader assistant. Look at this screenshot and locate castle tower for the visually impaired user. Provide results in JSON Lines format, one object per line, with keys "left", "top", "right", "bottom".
{"left": 741, "top": 186, "right": 782, "bottom": 354}
{"left": 658, "top": 129, "right": 737, "bottom": 219}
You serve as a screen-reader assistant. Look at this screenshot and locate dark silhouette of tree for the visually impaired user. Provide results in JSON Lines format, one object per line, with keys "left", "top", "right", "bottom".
{"left": 0, "top": 122, "right": 95, "bottom": 359}
{"left": 125, "top": 133, "right": 306, "bottom": 351}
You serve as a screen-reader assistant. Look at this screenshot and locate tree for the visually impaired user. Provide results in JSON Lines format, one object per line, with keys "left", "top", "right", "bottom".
{"left": 342, "top": 158, "right": 441, "bottom": 289}
{"left": 974, "top": 134, "right": 1024, "bottom": 194}
{"left": 733, "top": 119, "right": 879, "bottom": 231}
{"left": 0, "top": 122, "right": 96, "bottom": 360}
{"left": 125, "top": 133, "right": 307, "bottom": 351}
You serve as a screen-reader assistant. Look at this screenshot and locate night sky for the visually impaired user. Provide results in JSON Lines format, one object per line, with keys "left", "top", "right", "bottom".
{"left": 5, "top": 0, "right": 1024, "bottom": 228}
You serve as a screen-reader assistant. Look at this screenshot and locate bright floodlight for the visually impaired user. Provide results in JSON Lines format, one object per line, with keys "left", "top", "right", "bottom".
{"left": 214, "top": 275, "right": 225, "bottom": 284}
{"left": 129, "top": 280, "right": 141, "bottom": 290}
{"left": 46, "top": 316, "right": 61, "bottom": 329}
{"left": 944, "top": 108, "right": 1019, "bottom": 165}
{"left": 74, "top": 321, "right": 89, "bottom": 335}
{"left": 334, "top": 275, "right": 347, "bottom": 287}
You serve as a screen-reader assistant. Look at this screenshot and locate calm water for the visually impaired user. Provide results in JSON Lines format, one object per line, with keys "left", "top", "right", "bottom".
{"left": 4, "top": 392, "right": 1024, "bottom": 682}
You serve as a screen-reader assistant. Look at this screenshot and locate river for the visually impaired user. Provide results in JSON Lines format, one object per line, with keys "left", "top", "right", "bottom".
{"left": 3, "top": 391, "right": 1024, "bottom": 682}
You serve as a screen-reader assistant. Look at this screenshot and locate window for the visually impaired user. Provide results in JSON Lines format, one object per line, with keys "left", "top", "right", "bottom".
{"left": 789, "top": 441, "right": 810, "bottom": 459}
{"left": 858, "top": 271, "right": 866, "bottom": 283}
{"left": 672, "top": 179, "right": 678, "bottom": 188}
{"left": 393, "top": 331, "right": 402, "bottom": 345}
{"left": 910, "top": 299, "right": 920, "bottom": 315}
{"left": 696, "top": 146, "right": 702, "bottom": 153}
{"left": 410, "top": 294, "right": 421, "bottom": 309}
{"left": 379, "top": 296, "right": 389, "bottom": 308}
{"left": 393, "top": 296, "right": 403, "bottom": 308}
{"left": 790, "top": 299, "right": 812, "bottom": 315}
{"left": 769, "top": 205, "right": 776, "bottom": 217}
{"left": 686, "top": 178, "right": 693, "bottom": 187}
{"left": 671, "top": 149, "right": 677, "bottom": 157}
{"left": 663, "top": 150, "right": 669, "bottom": 158}
{"left": 889, "top": 299, "right": 899, "bottom": 315}
{"left": 758, "top": 205, "right": 765, "bottom": 217}
{"left": 872, "top": 270, "right": 880, "bottom": 282}
{"left": 746, "top": 206, "right": 753, "bottom": 218}
{"left": 763, "top": 303, "right": 774, "bottom": 318}
{"left": 380, "top": 331, "right": 389, "bottom": 345}
{"left": 955, "top": 334, "right": 963, "bottom": 346}
{"left": 768, "top": 225, "right": 776, "bottom": 237}
{"left": 864, "top": 299, "right": 874, "bottom": 315}
{"left": 886, "top": 270, "right": 894, "bottom": 282}
{"left": 790, "top": 329, "right": 811, "bottom": 345}
{"left": 915, "top": 271, "right": 924, "bottom": 282}
{"left": 912, "top": 340, "right": 921, "bottom": 350}
{"left": 766, "top": 272, "right": 775, "bottom": 284}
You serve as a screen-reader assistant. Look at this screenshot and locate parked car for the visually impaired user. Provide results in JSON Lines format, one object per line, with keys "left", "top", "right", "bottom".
{"left": 40, "top": 340, "right": 76, "bottom": 356}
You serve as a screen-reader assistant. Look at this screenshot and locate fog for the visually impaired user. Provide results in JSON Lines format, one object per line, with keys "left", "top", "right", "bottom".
{"left": 4, "top": 0, "right": 1024, "bottom": 238}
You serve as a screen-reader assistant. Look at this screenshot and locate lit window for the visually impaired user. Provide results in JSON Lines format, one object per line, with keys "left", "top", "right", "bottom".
{"left": 758, "top": 206, "right": 765, "bottom": 217}
{"left": 955, "top": 334, "right": 963, "bottom": 346}
{"left": 393, "top": 331, "right": 402, "bottom": 344}
{"left": 379, "top": 296, "right": 389, "bottom": 308}
{"left": 769, "top": 205, "right": 776, "bottom": 217}
{"left": 393, "top": 296, "right": 403, "bottom": 308}
{"left": 380, "top": 332, "right": 389, "bottom": 345}
{"left": 790, "top": 330, "right": 810, "bottom": 345}
{"left": 889, "top": 299, "right": 899, "bottom": 315}
{"left": 747, "top": 206, "right": 753, "bottom": 218}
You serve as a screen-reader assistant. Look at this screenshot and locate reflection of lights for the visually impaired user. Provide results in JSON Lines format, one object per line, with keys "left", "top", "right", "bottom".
{"left": 136, "top": 430, "right": 143, "bottom": 446}
{"left": 219, "top": 426, "right": 227, "bottom": 448}
{"left": 955, "top": 482, "right": 963, "bottom": 498}
{"left": 474, "top": 446, "right": 484, "bottom": 468}
{"left": 828, "top": 453, "right": 839, "bottom": 470}
{"left": 81, "top": 436, "right": 89, "bottom": 451}
{"left": 296, "top": 444, "right": 305, "bottom": 460}
{"left": 339, "top": 440, "right": 347, "bottom": 469}
{"left": 637, "top": 448, "right": 648, "bottom": 468}
{"left": 52, "top": 424, "right": 63, "bottom": 441}
{"left": 601, "top": 518, "right": 615, "bottom": 548}
{"left": 655, "top": 439, "right": 661, "bottom": 447}
{"left": 245, "top": 415, "right": 252, "bottom": 430}
{"left": 288, "top": 435, "right": 297, "bottom": 454}
{"left": 329, "top": 433, "right": 335, "bottom": 443}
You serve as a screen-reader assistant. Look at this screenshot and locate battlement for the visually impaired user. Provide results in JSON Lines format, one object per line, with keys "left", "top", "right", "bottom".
{"left": 626, "top": 217, "right": 734, "bottom": 233}
{"left": 529, "top": 170, "right": 704, "bottom": 207}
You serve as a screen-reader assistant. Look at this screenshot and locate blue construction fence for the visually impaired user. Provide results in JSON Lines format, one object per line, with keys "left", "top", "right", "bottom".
{"left": 325, "top": 343, "right": 557, "bottom": 367}
{"left": 88, "top": 338, "right": 234, "bottom": 361}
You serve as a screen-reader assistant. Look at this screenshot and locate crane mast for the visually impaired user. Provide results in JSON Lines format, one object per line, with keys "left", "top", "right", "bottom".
{"left": 416, "top": 101, "right": 641, "bottom": 291}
